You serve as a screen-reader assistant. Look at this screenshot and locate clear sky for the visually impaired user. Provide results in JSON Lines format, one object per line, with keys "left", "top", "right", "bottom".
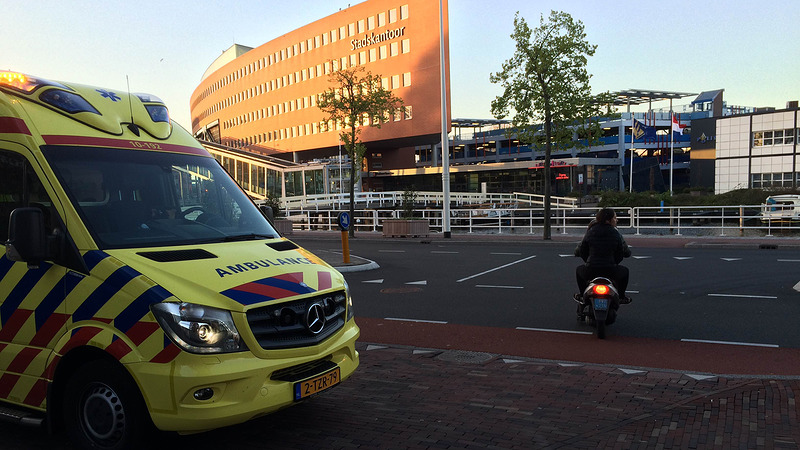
{"left": 4, "top": 0, "right": 798, "bottom": 130}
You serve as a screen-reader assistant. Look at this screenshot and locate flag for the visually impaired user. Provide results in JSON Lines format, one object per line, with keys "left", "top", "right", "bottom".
{"left": 632, "top": 118, "right": 656, "bottom": 142}
{"left": 671, "top": 114, "right": 686, "bottom": 137}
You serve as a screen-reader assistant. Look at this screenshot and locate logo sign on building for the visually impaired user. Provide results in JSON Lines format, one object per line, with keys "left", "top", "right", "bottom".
{"left": 351, "top": 26, "right": 407, "bottom": 50}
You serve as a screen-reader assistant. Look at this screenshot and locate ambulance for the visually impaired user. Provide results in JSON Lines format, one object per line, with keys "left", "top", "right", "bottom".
{"left": 0, "top": 71, "right": 359, "bottom": 448}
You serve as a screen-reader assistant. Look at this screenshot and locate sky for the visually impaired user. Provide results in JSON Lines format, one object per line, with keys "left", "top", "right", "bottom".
{"left": 4, "top": 0, "right": 799, "bottom": 130}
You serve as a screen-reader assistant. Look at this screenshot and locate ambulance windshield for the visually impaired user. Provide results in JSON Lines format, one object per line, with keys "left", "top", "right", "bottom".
{"left": 44, "top": 146, "right": 280, "bottom": 249}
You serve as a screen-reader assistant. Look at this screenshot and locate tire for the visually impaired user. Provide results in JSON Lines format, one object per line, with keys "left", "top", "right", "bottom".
{"left": 63, "top": 360, "right": 152, "bottom": 450}
{"left": 596, "top": 320, "right": 606, "bottom": 339}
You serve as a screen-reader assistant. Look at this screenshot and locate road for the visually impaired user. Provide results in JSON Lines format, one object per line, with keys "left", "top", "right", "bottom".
{"left": 298, "top": 237, "right": 800, "bottom": 348}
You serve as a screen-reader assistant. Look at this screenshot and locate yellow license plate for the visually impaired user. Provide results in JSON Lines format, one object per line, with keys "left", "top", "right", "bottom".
{"left": 294, "top": 367, "right": 340, "bottom": 401}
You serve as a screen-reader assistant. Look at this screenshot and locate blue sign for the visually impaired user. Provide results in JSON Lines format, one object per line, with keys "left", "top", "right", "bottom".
{"left": 337, "top": 212, "right": 350, "bottom": 231}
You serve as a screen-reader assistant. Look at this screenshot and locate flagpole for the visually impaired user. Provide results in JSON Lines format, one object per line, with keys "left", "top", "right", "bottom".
{"left": 629, "top": 115, "right": 634, "bottom": 193}
{"left": 669, "top": 99, "right": 674, "bottom": 196}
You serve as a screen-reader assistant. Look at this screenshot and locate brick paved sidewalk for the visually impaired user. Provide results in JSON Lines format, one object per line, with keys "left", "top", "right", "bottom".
{"left": 4, "top": 341, "right": 799, "bottom": 449}
{"left": 192, "top": 342, "right": 800, "bottom": 449}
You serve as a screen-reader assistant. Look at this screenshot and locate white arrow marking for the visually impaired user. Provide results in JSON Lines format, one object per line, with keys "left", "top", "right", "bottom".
{"left": 406, "top": 280, "right": 427, "bottom": 285}
{"left": 721, "top": 258, "right": 742, "bottom": 261}
{"left": 794, "top": 281, "right": 800, "bottom": 292}
{"left": 363, "top": 279, "right": 384, "bottom": 284}
{"left": 685, "top": 374, "right": 717, "bottom": 381}
{"left": 674, "top": 256, "right": 694, "bottom": 260}
{"left": 619, "top": 368, "right": 647, "bottom": 375}
{"left": 366, "top": 345, "right": 388, "bottom": 351}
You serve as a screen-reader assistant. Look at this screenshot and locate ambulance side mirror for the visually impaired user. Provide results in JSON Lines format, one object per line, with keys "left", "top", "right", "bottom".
{"left": 6, "top": 207, "right": 48, "bottom": 269}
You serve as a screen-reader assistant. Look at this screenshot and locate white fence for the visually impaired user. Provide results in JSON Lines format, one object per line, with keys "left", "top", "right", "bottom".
{"left": 282, "top": 204, "right": 800, "bottom": 236}
{"left": 278, "top": 191, "right": 578, "bottom": 210}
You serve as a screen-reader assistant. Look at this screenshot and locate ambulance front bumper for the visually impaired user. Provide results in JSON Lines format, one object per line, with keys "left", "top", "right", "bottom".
{"left": 131, "top": 321, "right": 359, "bottom": 433}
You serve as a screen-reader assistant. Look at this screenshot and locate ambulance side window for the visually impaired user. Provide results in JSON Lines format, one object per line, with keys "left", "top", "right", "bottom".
{"left": 0, "top": 151, "right": 58, "bottom": 240}
{"left": 0, "top": 152, "right": 25, "bottom": 240}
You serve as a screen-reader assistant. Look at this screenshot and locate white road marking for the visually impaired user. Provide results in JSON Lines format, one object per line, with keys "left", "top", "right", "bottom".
{"left": 431, "top": 251, "right": 459, "bottom": 254}
{"left": 674, "top": 256, "right": 694, "bottom": 260}
{"left": 559, "top": 254, "right": 574, "bottom": 257}
{"left": 406, "top": 280, "right": 427, "bottom": 285}
{"left": 721, "top": 258, "right": 742, "bottom": 261}
{"left": 778, "top": 259, "right": 800, "bottom": 262}
{"left": 379, "top": 250, "right": 406, "bottom": 253}
{"left": 619, "top": 368, "right": 647, "bottom": 375}
{"left": 475, "top": 285, "right": 524, "bottom": 289}
{"left": 632, "top": 256, "right": 652, "bottom": 259}
{"left": 457, "top": 255, "right": 537, "bottom": 283}
{"left": 516, "top": 327, "right": 593, "bottom": 335}
{"left": 681, "top": 338, "right": 779, "bottom": 348}
{"left": 494, "top": 252, "right": 522, "bottom": 255}
{"left": 685, "top": 374, "right": 717, "bottom": 381}
{"left": 794, "top": 281, "right": 800, "bottom": 292}
{"left": 363, "top": 279, "right": 384, "bottom": 284}
{"left": 627, "top": 290, "right": 640, "bottom": 294}
{"left": 707, "top": 293, "right": 777, "bottom": 299}
{"left": 385, "top": 317, "right": 447, "bottom": 324}
{"left": 366, "top": 345, "right": 388, "bottom": 351}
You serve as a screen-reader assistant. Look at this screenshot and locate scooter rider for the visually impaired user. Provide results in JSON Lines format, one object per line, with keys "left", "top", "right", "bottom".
{"left": 574, "top": 207, "right": 632, "bottom": 304}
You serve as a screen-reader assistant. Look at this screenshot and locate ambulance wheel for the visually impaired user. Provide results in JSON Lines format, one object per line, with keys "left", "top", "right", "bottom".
{"left": 63, "top": 360, "right": 151, "bottom": 450}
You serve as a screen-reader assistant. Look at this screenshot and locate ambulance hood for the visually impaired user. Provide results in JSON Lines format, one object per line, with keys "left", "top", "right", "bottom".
{"left": 106, "top": 239, "right": 343, "bottom": 313}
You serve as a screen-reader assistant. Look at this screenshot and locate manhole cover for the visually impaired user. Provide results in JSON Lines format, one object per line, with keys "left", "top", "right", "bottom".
{"left": 437, "top": 350, "right": 495, "bottom": 364}
{"left": 380, "top": 287, "right": 424, "bottom": 294}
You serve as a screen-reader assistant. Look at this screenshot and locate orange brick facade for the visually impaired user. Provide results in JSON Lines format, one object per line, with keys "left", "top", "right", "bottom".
{"left": 190, "top": 0, "right": 450, "bottom": 168}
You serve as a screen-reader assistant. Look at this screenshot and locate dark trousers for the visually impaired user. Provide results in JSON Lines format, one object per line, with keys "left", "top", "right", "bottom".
{"left": 576, "top": 264, "right": 629, "bottom": 299}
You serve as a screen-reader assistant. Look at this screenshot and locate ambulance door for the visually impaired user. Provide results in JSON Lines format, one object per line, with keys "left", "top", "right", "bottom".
{"left": 0, "top": 148, "right": 69, "bottom": 408}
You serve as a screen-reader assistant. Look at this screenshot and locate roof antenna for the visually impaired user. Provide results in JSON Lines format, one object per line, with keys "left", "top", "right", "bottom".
{"left": 126, "top": 75, "right": 140, "bottom": 136}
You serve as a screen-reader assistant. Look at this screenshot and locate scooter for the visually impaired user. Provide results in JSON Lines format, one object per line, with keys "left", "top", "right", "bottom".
{"left": 575, "top": 277, "right": 620, "bottom": 339}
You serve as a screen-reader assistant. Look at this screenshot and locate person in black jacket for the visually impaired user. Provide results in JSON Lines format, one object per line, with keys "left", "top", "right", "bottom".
{"left": 574, "top": 207, "right": 632, "bottom": 303}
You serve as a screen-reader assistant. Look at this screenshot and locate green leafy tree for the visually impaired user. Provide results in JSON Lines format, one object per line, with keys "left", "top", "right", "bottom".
{"left": 490, "top": 11, "right": 615, "bottom": 239}
{"left": 318, "top": 65, "right": 403, "bottom": 236}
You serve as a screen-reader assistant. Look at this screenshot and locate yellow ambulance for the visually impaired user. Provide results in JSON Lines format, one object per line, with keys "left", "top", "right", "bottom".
{"left": 0, "top": 71, "right": 359, "bottom": 448}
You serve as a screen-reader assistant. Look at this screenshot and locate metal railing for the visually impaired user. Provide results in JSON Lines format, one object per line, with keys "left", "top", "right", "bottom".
{"left": 281, "top": 204, "right": 800, "bottom": 237}
{"left": 278, "top": 191, "right": 578, "bottom": 211}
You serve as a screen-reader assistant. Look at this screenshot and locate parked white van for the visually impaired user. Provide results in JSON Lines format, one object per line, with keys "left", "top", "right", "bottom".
{"left": 760, "top": 194, "right": 800, "bottom": 223}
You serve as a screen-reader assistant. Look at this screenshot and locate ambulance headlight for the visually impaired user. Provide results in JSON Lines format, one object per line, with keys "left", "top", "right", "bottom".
{"left": 344, "top": 280, "right": 354, "bottom": 321}
{"left": 151, "top": 303, "right": 247, "bottom": 354}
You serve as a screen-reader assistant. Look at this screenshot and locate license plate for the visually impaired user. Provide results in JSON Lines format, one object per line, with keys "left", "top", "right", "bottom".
{"left": 294, "top": 367, "right": 340, "bottom": 401}
{"left": 593, "top": 298, "right": 609, "bottom": 311}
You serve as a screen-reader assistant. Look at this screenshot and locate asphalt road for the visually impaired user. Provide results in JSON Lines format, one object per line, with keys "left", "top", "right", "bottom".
{"left": 298, "top": 237, "right": 800, "bottom": 348}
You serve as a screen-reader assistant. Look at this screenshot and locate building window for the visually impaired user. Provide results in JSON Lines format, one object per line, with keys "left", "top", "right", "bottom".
{"left": 404, "top": 106, "right": 413, "bottom": 120}
{"left": 400, "top": 4, "right": 409, "bottom": 20}
{"left": 390, "top": 42, "right": 399, "bottom": 57}
{"left": 401, "top": 39, "right": 410, "bottom": 54}
{"left": 389, "top": 8, "right": 397, "bottom": 23}
{"left": 403, "top": 72, "right": 411, "bottom": 86}
{"left": 368, "top": 16, "right": 375, "bottom": 30}
{"left": 379, "top": 45, "right": 387, "bottom": 59}
{"left": 391, "top": 74, "right": 400, "bottom": 89}
{"left": 358, "top": 19, "right": 365, "bottom": 33}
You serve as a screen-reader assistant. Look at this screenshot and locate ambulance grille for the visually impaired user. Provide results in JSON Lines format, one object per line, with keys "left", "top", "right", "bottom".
{"left": 246, "top": 291, "right": 347, "bottom": 350}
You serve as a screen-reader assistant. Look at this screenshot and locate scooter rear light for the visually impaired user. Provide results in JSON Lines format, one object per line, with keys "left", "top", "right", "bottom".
{"left": 593, "top": 284, "right": 609, "bottom": 295}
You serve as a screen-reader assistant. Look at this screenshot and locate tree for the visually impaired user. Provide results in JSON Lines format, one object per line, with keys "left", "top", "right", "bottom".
{"left": 490, "top": 11, "right": 615, "bottom": 240}
{"left": 318, "top": 65, "right": 403, "bottom": 237}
